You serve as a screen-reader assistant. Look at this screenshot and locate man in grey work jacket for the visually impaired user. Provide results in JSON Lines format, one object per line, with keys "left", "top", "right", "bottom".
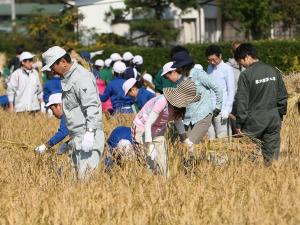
{"left": 234, "top": 43, "right": 288, "bottom": 166}
{"left": 42, "top": 46, "right": 104, "bottom": 179}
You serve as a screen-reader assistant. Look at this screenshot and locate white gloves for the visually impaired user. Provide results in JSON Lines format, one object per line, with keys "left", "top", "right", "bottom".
{"left": 57, "top": 142, "right": 69, "bottom": 155}
{"left": 147, "top": 143, "right": 157, "bottom": 160}
{"left": 40, "top": 102, "right": 46, "bottom": 113}
{"left": 183, "top": 138, "right": 194, "bottom": 152}
{"left": 81, "top": 131, "right": 94, "bottom": 152}
{"left": 221, "top": 110, "right": 230, "bottom": 119}
{"left": 35, "top": 144, "right": 48, "bottom": 153}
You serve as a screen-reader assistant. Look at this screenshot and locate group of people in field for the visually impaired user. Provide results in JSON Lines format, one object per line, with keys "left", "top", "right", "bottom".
{"left": 0, "top": 41, "right": 288, "bottom": 179}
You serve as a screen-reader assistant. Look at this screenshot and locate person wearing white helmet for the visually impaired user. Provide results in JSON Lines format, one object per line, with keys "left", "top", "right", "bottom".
{"left": 110, "top": 53, "right": 122, "bottom": 63}
{"left": 99, "top": 58, "right": 113, "bottom": 83}
{"left": 122, "top": 52, "right": 134, "bottom": 65}
{"left": 100, "top": 61, "right": 133, "bottom": 114}
{"left": 7, "top": 51, "right": 44, "bottom": 113}
{"left": 92, "top": 59, "right": 104, "bottom": 79}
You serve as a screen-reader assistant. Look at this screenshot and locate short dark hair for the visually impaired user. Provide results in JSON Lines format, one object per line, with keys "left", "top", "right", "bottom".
{"left": 54, "top": 53, "right": 72, "bottom": 65}
{"left": 16, "top": 45, "right": 25, "bottom": 55}
{"left": 234, "top": 43, "right": 258, "bottom": 61}
{"left": 205, "top": 45, "right": 222, "bottom": 57}
{"left": 170, "top": 45, "right": 188, "bottom": 59}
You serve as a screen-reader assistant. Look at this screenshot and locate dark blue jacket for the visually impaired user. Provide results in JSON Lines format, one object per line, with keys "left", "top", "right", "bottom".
{"left": 47, "top": 116, "right": 69, "bottom": 147}
{"left": 105, "top": 126, "right": 132, "bottom": 167}
{"left": 43, "top": 76, "right": 62, "bottom": 104}
{"left": 135, "top": 87, "right": 155, "bottom": 110}
{"left": 100, "top": 76, "right": 133, "bottom": 111}
{"left": 124, "top": 67, "right": 135, "bottom": 79}
{"left": 0, "top": 95, "right": 8, "bottom": 107}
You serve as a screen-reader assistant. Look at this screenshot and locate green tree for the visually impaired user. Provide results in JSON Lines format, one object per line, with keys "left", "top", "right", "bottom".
{"left": 109, "top": 0, "right": 198, "bottom": 46}
{"left": 219, "top": 0, "right": 279, "bottom": 40}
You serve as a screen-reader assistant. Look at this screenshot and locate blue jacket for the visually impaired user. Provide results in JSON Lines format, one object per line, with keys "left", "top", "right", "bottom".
{"left": 47, "top": 116, "right": 69, "bottom": 147}
{"left": 124, "top": 67, "right": 135, "bottom": 79}
{"left": 0, "top": 95, "right": 8, "bottom": 107}
{"left": 135, "top": 87, "right": 155, "bottom": 110}
{"left": 43, "top": 76, "right": 62, "bottom": 104}
{"left": 100, "top": 76, "right": 133, "bottom": 111}
{"left": 105, "top": 126, "right": 132, "bottom": 167}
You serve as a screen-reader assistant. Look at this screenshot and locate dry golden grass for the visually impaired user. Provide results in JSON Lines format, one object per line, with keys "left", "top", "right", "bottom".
{"left": 0, "top": 74, "right": 299, "bottom": 225}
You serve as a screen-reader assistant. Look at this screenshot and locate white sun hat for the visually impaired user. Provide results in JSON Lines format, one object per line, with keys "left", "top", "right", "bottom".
{"left": 132, "top": 55, "right": 143, "bottom": 65}
{"left": 161, "top": 61, "right": 176, "bottom": 76}
{"left": 104, "top": 58, "right": 112, "bottom": 67}
{"left": 123, "top": 52, "right": 134, "bottom": 61}
{"left": 42, "top": 46, "right": 66, "bottom": 71}
{"left": 110, "top": 53, "right": 122, "bottom": 62}
{"left": 19, "top": 52, "right": 35, "bottom": 62}
{"left": 122, "top": 78, "right": 137, "bottom": 95}
{"left": 142, "top": 73, "right": 153, "bottom": 84}
{"left": 94, "top": 59, "right": 104, "bottom": 67}
{"left": 113, "top": 61, "right": 126, "bottom": 74}
{"left": 46, "top": 93, "right": 62, "bottom": 107}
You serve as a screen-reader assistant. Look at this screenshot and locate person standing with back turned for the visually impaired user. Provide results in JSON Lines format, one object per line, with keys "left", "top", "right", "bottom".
{"left": 42, "top": 46, "right": 104, "bottom": 179}
{"left": 234, "top": 43, "right": 288, "bottom": 166}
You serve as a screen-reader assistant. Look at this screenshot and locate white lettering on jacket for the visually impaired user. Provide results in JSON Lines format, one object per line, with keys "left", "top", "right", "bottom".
{"left": 255, "top": 76, "right": 276, "bottom": 84}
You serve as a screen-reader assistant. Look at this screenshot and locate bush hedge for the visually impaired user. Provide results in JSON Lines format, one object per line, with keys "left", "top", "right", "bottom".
{"left": 90, "top": 40, "right": 300, "bottom": 75}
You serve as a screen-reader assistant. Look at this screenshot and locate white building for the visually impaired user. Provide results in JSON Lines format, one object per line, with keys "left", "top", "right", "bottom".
{"left": 76, "top": 0, "right": 222, "bottom": 45}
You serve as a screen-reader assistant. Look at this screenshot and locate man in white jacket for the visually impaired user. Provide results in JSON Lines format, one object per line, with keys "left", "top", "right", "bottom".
{"left": 7, "top": 52, "right": 44, "bottom": 112}
{"left": 206, "top": 45, "right": 235, "bottom": 139}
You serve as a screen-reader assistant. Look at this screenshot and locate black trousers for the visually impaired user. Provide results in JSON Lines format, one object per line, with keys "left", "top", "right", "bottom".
{"left": 242, "top": 109, "right": 281, "bottom": 161}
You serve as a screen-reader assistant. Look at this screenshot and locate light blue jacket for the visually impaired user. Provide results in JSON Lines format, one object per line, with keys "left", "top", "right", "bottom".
{"left": 184, "top": 67, "right": 223, "bottom": 125}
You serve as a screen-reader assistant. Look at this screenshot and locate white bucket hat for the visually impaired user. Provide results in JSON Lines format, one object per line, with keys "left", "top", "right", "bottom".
{"left": 132, "top": 55, "right": 143, "bottom": 65}
{"left": 122, "top": 78, "right": 137, "bottom": 95}
{"left": 110, "top": 53, "right": 122, "bottom": 62}
{"left": 94, "top": 59, "right": 104, "bottom": 67}
{"left": 142, "top": 73, "right": 153, "bottom": 84}
{"left": 19, "top": 52, "right": 35, "bottom": 62}
{"left": 161, "top": 61, "right": 176, "bottom": 76}
{"left": 104, "top": 58, "right": 112, "bottom": 67}
{"left": 123, "top": 52, "right": 134, "bottom": 61}
{"left": 113, "top": 61, "right": 126, "bottom": 74}
{"left": 46, "top": 93, "right": 62, "bottom": 107}
{"left": 42, "top": 46, "right": 66, "bottom": 71}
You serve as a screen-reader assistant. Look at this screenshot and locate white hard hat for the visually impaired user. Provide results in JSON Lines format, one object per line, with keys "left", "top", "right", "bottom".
{"left": 142, "top": 73, "right": 153, "bottom": 84}
{"left": 132, "top": 55, "right": 143, "bottom": 65}
{"left": 161, "top": 61, "right": 176, "bottom": 76}
{"left": 122, "top": 52, "right": 134, "bottom": 61}
{"left": 113, "top": 61, "right": 126, "bottom": 74}
{"left": 46, "top": 93, "right": 62, "bottom": 107}
{"left": 94, "top": 59, "right": 104, "bottom": 67}
{"left": 110, "top": 53, "right": 122, "bottom": 62}
{"left": 104, "top": 58, "right": 112, "bottom": 67}
{"left": 19, "top": 51, "right": 35, "bottom": 62}
{"left": 42, "top": 46, "right": 66, "bottom": 71}
{"left": 122, "top": 78, "right": 137, "bottom": 95}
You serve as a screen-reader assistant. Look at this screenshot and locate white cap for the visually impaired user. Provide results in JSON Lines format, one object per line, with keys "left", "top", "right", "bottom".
{"left": 113, "top": 61, "right": 126, "bottom": 74}
{"left": 161, "top": 61, "right": 176, "bottom": 76}
{"left": 94, "top": 59, "right": 104, "bottom": 67}
{"left": 117, "top": 139, "right": 132, "bottom": 147}
{"left": 46, "top": 93, "right": 62, "bottom": 107}
{"left": 142, "top": 73, "right": 153, "bottom": 84}
{"left": 19, "top": 52, "right": 35, "bottom": 62}
{"left": 42, "top": 46, "right": 66, "bottom": 71}
{"left": 104, "top": 58, "right": 112, "bottom": 67}
{"left": 110, "top": 53, "right": 122, "bottom": 62}
{"left": 122, "top": 78, "right": 137, "bottom": 95}
{"left": 123, "top": 52, "right": 134, "bottom": 61}
{"left": 132, "top": 55, "right": 143, "bottom": 65}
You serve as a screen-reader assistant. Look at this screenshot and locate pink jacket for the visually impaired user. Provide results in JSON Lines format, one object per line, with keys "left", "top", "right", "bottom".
{"left": 96, "top": 79, "right": 112, "bottom": 112}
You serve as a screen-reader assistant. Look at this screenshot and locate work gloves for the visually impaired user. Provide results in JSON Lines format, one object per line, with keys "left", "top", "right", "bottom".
{"left": 35, "top": 144, "right": 48, "bottom": 154}
{"left": 213, "top": 108, "right": 221, "bottom": 117}
{"left": 145, "top": 143, "right": 157, "bottom": 171}
{"left": 81, "top": 131, "right": 94, "bottom": 152}
{"left": 40, "top": 102, "right": 46, "bottom": 113}
{"left": 183, "top": 138, "right": 194, "bottom": 152}
{"left": 221, "top": 110, "right": 230, "bottom": 119}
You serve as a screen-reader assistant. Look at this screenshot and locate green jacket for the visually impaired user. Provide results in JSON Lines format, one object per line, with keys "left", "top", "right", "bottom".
{"left": 153, "top": 68, "right": 176, "bottom": 94}
{"left": 99, "top": 68, "right": 113, "bottom": 83}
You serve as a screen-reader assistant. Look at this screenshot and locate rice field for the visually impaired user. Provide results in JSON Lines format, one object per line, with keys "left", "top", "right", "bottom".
{"left": 0, "top": 74, "right": 299, "bottom": 225}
